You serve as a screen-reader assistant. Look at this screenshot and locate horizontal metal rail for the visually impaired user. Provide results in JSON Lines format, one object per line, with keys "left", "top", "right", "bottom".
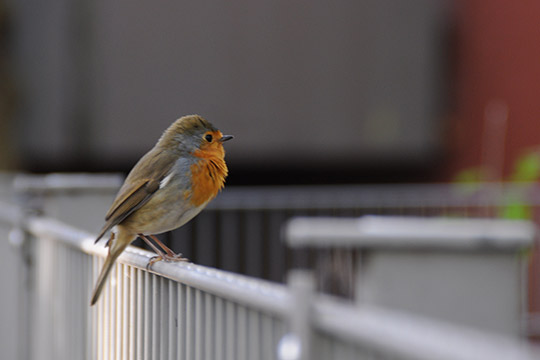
{"left": 27, "top": 216, "right": 291, "bottom": 317}
{"left": 314, "top": 298, "right": 540, "bottom": 360}
{"left": 21, "top": 215, "right": 540, "bottom": 360}
{"left": 286, "top": 215, "right": 536, "bottom": 249}
{"left": 4, "top": 175, "right": 540, "bottom": 359}
{"left": 14, "top": 173, "right": 540, "bottom": 210}
{"left": 209, "top": 182, "right": 540, "bottom": 210}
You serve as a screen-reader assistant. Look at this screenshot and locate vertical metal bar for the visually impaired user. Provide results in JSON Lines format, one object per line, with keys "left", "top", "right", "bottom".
{"left": 248, "top": 310, "right": 261, "bottom": 360}
{"left": 316, "top": 333, "right": 333, "bottom": 360}
{"left": 0, "top": 223, "right": 20, "bottom": 360}
{"left": 37, "top": 236, "right": 55, "bottom": 360}
{"left": 54, "top": 243, "right": 62, "bottom": 360}
{"left": 260, "top": 314, "right": 273, "bottom": 360}
{"left": 273, "top": 317, "right": 287, "bottom": 360}
{"left": 195, "top": 289, "right": 205, "bottom": 360}
{"left": 87, "top": 255, "right": 95, "bottom": 360}
{"left": 160, "top": 276, "right": 169, "bottom": 359}
{"left": 57, "top": 241, "right": 64, "bottom": 359}
{"left": 122, "top": 263, "right": 130, "bottom": 360}
{"left": 129, "top": 266, "right": 137, "bottom": 360}
{"left": 137, "top": 267, "right": 144, "bottom": 359}
{"left": 237, "top": 306, "right": 248, "bottom": 360}
{"left": 168, "top": 281, "right": 178, "bottom": 360}
{"left": 111, "top": 263, "right": 119, "bottom": 360}
{"left": 109, "top": 262, "right": 115, "bottom": 360}
{"left": 204, "top": 292, "right": 215, "bottom": 360}
{"left": 186, "top": 286, "right": 195, "bottom": 360}
{"left": 101, "top": 256, "right": 109, "bottom": 360}
{"left": 71, "top": 247, "right": 81, "bottom": 360}
{"left": 56, "top": 242, "right": 65, "bottom": 360}
{"left": 64, "top": 245, "right": 71, "bottom": 360}
{"left": 177, "top": 283, "right": 187, "bottom": 359}
{"left": 286, "top": 270, "right": 315, "bottom": 360}
{"left": 152, "top": 274, "right": 161, "bottom": 359}
{"left": 115, "top": 264, "right": 123, "bottom": 360}
{"left": 143, "top": 271, "right": 152, "bottom": 360}
{"left": 94, "top": 256, "right": 103, "bottom": 360}
{"left": 225, "top": 301, "right": 236, "bottom": 360}
{"left": 19, "top": 230, "right": 33, "bottom": 360}
{"left": 79, "top": 250, "right": 87, "bottom": 360}
{"left": 215, "top": 297, "right": 225, "bottom": 360}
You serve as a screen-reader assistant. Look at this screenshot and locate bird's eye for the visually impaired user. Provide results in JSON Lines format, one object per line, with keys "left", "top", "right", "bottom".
{"left": 204, "top": 134, "right": 213, "bottom": 142}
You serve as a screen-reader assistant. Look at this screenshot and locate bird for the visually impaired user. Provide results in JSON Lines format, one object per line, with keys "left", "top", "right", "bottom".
{"left": 90, "top": 115, "right": 233, "bottom": 305}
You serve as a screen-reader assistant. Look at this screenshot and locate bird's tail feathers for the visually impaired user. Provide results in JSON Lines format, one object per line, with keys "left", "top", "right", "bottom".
{"left": 90, "top": 232, "right": 131, "bottom": 306}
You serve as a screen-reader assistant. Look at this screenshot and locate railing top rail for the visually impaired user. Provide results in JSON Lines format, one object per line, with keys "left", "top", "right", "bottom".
{"left": 26, "top": 216, "right": 291, "bottom": 316}
{"left": 209, "top": 182, "right": 540, "bottom": 210}
{"left": 14, "top": 214, "right": 540, "bottom": 360}
{"left": 286, "top": 215, "right": 537, "bottom": 249}
{"left": 314, "top": 297, "right": 540, "bottom": 360}
{"left": 12, "top": 174, "right": 540, "bottom": 209}
{"left": 13, "top": 173, "right": 123, "bottom": 193}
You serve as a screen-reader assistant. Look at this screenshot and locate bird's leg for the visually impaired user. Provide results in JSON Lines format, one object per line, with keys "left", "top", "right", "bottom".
{"left": 149, "top": 234, "right": 189, "bottom": 262}
{"left": 138, "top": 234, "right": 167, "bottom": 269}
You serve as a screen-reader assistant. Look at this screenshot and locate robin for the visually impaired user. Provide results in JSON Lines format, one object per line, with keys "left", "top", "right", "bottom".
{"left": 90, "top": 115, "right": 233, "bottom": 305}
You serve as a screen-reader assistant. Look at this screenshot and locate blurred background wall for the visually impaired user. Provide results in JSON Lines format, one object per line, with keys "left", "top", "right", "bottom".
{"left": 1, "top": 0, "right": 540, "bottom": 185}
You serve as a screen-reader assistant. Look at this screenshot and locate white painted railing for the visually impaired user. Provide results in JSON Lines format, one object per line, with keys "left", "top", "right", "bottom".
{"left": 2, "top": 174, "right": 540, "bottom": 359}
{"left": 1, "top": 202, "right": 540, "bottom": 359}
{"left": 27, "top": 216, "right": 288, "bottom": 360}
{"left": 286, "top": 216, "right": 535, "bottom": 337}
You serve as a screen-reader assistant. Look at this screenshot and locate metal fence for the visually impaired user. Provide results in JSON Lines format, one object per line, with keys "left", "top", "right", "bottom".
{"left": 2, "top": 173, "right": 540, "bottom": 359}
{"left": 26, "top": 216, "right": 289, "bottom": 360}
{"left": 9, "top": 175, "right": 540, "bottom": 323}
{"left": 286, "top": 215, "right": 535, "bottom": 338}
{"left": 2, "top": 209, "right": 540, "bottom": 360}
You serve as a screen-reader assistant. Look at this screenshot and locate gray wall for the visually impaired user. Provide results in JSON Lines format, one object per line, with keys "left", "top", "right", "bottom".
{"left": 9, "top": 0, "right": 449, "bottom": 169}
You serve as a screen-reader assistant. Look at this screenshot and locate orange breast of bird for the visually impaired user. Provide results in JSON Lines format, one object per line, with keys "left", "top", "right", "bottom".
{"left": 188, "top": 132, "right": 229, "bottom": 207}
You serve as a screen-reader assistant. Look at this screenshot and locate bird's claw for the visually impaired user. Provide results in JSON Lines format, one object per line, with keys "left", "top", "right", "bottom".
{"left": 146, "top": 255, "right": 162, "bottom": 270}
{"left": 146, "top": 253, "right": 190, "bottom": 270}
{"left": 165, "top": 253, "right": 190, "bottom": 262}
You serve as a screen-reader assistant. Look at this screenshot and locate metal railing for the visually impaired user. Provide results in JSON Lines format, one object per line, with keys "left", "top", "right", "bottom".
{"left": 2, "top": 209, "right": 540, "bottom": 360}
{"left": 2, "top": 173, "right": 540, "bottom": 359}
{"left": 27, "top": 216, "right": 288, "bottom": 360}
{"left": 286, "top": 215, "right": 535, "bottom": 337}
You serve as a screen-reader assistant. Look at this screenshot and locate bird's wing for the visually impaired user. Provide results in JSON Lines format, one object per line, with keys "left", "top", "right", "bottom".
{"left": 95, "top": 149, "right": 177, "bottom": 243}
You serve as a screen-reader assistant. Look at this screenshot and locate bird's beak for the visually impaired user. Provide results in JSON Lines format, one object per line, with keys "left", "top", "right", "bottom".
{"left": 220, "top": 135, "right": 234, "bottom": 142}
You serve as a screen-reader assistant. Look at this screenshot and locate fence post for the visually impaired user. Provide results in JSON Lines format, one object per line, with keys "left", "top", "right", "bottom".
{"left": 11, "top": 173, "right": 122, "bottom": 360}
{"left": 0, "top": 173, "right": 32, "bottom": 360}
{"left": 278, "top": 270, "right": 315, "bottom": 360}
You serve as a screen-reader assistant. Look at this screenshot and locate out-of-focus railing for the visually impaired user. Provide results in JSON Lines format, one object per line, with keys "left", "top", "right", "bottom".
{"left": 286, "top": 216, "right": 535, "bottom": 338}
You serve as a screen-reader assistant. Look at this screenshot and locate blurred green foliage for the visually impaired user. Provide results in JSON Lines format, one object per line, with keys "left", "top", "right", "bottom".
{"left": 453, "top": 148, "right": 540, "bottom": 220}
